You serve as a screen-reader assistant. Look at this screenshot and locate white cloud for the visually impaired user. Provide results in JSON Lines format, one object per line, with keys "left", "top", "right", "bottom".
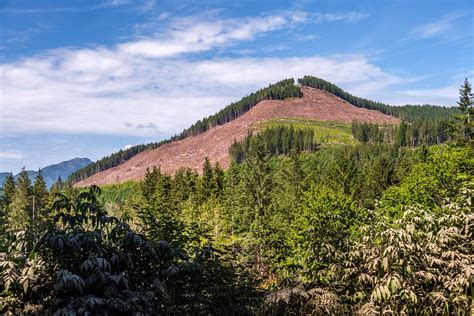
{"left": 0, "top": 151, "right": 25, "bottom": 160}
{"left": 395, "top": 86, "right": 458, "bottom": 106}
{"left": 2, "top": 11, "right": 432, "bottom": 140}
{"left": 120, "top": 14, "right": 291, "bottom": 58}
{"left": 122, "top": 144, "right": 133, "bottom": 150}
{"left": 409, "top": 11, "right": 467, "bottom": 40}
{"left": 0, "top": 52, "right": 410, "bottom": 137}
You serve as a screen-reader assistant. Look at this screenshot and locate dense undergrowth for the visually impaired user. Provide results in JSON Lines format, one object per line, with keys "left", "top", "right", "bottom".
{"left": 1, "top": 142, "right": 472, "bottom": 314}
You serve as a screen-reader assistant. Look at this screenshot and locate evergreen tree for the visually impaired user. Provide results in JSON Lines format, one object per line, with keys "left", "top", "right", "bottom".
{"left": 213, "top": 162, "right": 225, "bottom": 197}
{"left": 1, "top": 173, "right": 15, "bottom": 209}
{"left": 458, "top": 78, "right": 472, "bottom": 113}
{"left": 289, "top": 149, "right": 304, "bottom": 203}
{"left": 0, "top": 173, "right": 15, "bottom": 235}
{"left": 52, "top": 176, "right": 64, "bottom": 191}
{"left": 142, "top": 166, "right": 161, "bottom": 205}
{"left": 8, "top": 168, "right": 32, "bottom": 231}
{"left": 453, "top": 78, "right": 473, "bottom": 144}
{"left": 200, "top": 157, "right": 214, "bottom": 200}
{"left": 243, "top": 139, "right": 273, "bottom": 223}
{"left": 32, "top": 170, "right": 49, "bottom": 221}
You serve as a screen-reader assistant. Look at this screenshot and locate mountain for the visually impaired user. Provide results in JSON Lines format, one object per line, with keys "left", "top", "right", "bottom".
{"left": 1, "top": 158, "right": 92, "bottom": 188}
{"left": 75, "top": 86, "right": 399, "bottom": 187}
{"left": 69, "top": 77, "right": 457, "bottom": 186}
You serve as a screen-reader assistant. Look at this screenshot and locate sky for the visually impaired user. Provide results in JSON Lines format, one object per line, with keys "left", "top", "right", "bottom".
{"left": 0, "top": 0, "right": 473, "bottom": 172}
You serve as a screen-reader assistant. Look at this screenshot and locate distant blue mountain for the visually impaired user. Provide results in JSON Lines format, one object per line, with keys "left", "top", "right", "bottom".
{"left": 0, "top": 158, "right": 92, "bottom": 188}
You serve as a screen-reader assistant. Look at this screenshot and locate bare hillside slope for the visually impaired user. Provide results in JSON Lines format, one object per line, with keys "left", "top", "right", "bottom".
{"left": 75, "top": 87, "right": 399, "bottom": 186}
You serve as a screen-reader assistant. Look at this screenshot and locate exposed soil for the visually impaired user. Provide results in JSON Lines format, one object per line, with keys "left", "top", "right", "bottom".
{"left": 75, "top": 87, "right": 400, "bottom": 187}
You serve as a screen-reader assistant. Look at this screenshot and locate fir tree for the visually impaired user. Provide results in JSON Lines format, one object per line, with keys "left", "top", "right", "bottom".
{"left": 243, "top": 138, "right": 273, "bottom": 222}
{"left": 213, "top": 162, "right": 225, "bottom": 197}
{"left": 200, "top": 157, "right": 214, "bottom": 200}
{"left": 458, "top": 78, "right": 472, "bottom": 113}
{"left": 52, "top": 176, "right": 64, "bottom": 191}
{"left": 8, "top": 168, "right": 32, "bottom": 231}
{"left": 1, "top": 173, "right": 15, "bottom": 209}
{"left": 453, "top": 78, "right": 473, "bottom": 144}
{"left": 0, "top": 173, "right": 15, "bottom": 234}
{"left": 32, "top": 170, "right": 49, "bottom": 220}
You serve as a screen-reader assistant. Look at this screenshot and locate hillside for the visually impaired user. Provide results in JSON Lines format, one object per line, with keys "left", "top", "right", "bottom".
{"left": 75, "top": 87, "right": 398, "bottom": 186}
{"left": 1, "top": 158, "right": 92, "bottom": 188}
{"left": 69, "top": 77, "right": 457, "bottom": 185}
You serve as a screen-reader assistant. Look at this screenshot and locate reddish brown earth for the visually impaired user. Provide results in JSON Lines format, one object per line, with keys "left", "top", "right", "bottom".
{"left": 75, "top": 87, "right": 399, "bottom": 187}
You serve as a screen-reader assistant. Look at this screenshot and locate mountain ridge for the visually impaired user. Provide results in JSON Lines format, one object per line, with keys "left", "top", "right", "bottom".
{"left": 1, "top": 157, "right": 92, "bottom": 188}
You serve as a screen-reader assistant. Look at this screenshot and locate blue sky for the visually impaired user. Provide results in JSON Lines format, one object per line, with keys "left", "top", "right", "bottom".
{"left": 0, "top": 0, "right": 473, "bottom": 172}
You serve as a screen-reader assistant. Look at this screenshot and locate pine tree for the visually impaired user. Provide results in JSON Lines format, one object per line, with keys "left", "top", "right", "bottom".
{"left": 0, "top": 173, "right": 15, "bottom": 233}
{"left": 142, "top": 167, "right": 161, "bottom": 205}
{"left": 8, "top": 168, "right": 32, "bottom": 231}
{"left": 200, "top": 157, "right": 214, "bottom": 200}
{"left": 222, "top": 161, "right": 242, "bottom": 233}
{"left": 289, "top": 149, "right": 304, "bottom": 203}
{"left": 213, "top": 162, "right": 225, "bottom": 197}
{"left": 453, "top": 78, "right": 473, "bottom": 144}
{"left": 458, "top": 78, "right": 472, "bottom": 113}
{"left": 1, "top": 173, "right": 15, "bottom": 209}
{"left": 52, "top": 176, "right": 64, "bottom": 191}
{"left": 32, "top": 169, "right": 49, "bottom": 221}
{"left": 243, "top": 138, "right": 272, "bottom": 222}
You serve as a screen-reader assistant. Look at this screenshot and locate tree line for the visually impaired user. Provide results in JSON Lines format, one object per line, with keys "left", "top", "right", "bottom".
{"left": 351, "top": 119, "right": 451, "bottom": 146}
{"left": 298, "top": 76, "right": 459, "bottom": 121}
{"left": 229, "top": 125, "right": 318, "bottom": 163}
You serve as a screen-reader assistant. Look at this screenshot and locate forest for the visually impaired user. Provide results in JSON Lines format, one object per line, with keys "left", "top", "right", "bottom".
{"left": 0, "top": 79, "right": 472, "bottom": 314}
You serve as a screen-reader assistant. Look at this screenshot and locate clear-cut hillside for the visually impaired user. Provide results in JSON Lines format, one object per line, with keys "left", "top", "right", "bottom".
{"left": 75, "top": 87, "right": 399, "bottom": 187}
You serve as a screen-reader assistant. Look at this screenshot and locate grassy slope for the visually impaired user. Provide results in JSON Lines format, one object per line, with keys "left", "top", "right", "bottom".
{"left": 257, "top": 118, "right": 356, "bottom": 145}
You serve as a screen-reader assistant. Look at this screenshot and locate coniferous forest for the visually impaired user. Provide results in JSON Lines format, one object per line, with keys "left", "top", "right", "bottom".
{"left": 0, "top": 79, "right": 473, "bottom": 315}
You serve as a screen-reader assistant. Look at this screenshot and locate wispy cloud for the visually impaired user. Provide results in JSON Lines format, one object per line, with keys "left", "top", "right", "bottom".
{"left": 0, "top": 11, "right": 416, "bottom": 140}
{"left": 314, "top": 12, "right": 369, "bottom": 23}
{"left": 0, "top": 24, "right": 51, "bottom": 51}
{"left": 0, "top": 151, "right": 25, "bottom": 160}
{"left": 0, "top": 0, "right": 154, "bottom": 14}
{"left": 408, "top": 11, "right": 468, "bottom": 40}
{"left": 123, "top": 10, "right": 369, "bottom": 58}
{"left": 0, "top": 52, "right": 407, "bottom": 137}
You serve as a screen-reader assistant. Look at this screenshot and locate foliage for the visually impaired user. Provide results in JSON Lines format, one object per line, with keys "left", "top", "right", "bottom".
{"left": 286, "top": 186, "right": 359, "bottom": 284}
{"left": 230, "top": 125, "right": 318, "bottom": 163}
{"left": 1, "top": 186, "right": 257, "bottom": 314}
{"left": 451, "top": 78, "right": 474, "bottom": 145}
{"left": 380, "top": 145, "right": 473, "bottom": 215}
{"left": 266, "top": 186, "right": 473, "bottom": 314}
{"left": 2, "top": 85, "right": 472, "bottom": 313}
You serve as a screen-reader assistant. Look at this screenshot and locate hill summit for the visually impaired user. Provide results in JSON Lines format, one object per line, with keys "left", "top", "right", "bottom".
{"left": 75, "top": 85, "right": 398, "bottom": 187}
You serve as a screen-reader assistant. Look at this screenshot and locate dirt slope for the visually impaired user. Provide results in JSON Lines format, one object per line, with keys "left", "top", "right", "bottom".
{"left": 75, "top": 87, "right": 399, "bottom": 186}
